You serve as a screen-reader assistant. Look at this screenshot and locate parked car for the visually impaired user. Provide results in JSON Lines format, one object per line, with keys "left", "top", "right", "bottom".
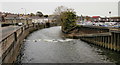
{"left": 18, "top": 23, "right": 24, "bottom": 26}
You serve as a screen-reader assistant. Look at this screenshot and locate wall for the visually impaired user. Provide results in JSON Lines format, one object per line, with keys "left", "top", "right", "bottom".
{"left": 64, "top": 25, "right": 120, "bottom": 52}
{"left": 0, "top": 22, "right": 57, "bottom": 64}
{"left": 1, "top": 19, "right": 32, "bottom": 27}
{"left": 78, "top": 26, "right": 110, "bottom": 34}
{"left": 79, "top": 26, "right": 120, "bottom": 52}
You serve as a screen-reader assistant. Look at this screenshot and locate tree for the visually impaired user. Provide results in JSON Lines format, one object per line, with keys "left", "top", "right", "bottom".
{"left": 44, "top": 15, "right": 48, "bottom": 18}
{"left": 36, "top": 11, "right": 43, "bottom": 17}
{"left": 1, "top": 16, "right": 5, "bottom": 22}
{"left": 53, "top": 6, "right": 74, "bottom": 15}
{"left": 30, "top": 13, "right": 35, "bottom": 16}
{"left": 54, "top": 6, "right": 67, "bottom": 15}
{"left": 1, "top": 13, "right": 7, "bottom": 22}
{"left": 53, "top": 6, "right": 75, "bottom": 25}
{"left": 86, "top": 16, "right": 91, "bottom": 21}
{"left": 54, "top": 6, "right": 77, "bottom": 33}
{"left": 61, "top": 11, "right": 77, "bottom": 33}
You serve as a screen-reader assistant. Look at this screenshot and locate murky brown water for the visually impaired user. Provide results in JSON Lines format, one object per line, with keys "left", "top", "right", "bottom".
{"left": 16, "top": 26, "right": 120, "bottom": 64}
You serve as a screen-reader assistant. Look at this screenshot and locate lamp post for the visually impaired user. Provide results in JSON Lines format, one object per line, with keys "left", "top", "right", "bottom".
{"left": 21, "top": 8, "right": 26, "bottom": 15}
{"left": 81, "top": 15, "right": 83, "bottom": 22}
{"left": 1, "top": 13, "right": 5, "bottom": 22}
{"left": 21, "top": 8, "right": 28, "bottom": 25}
{"left": 14, "top": 17, "right": 16, "bottom": 26}
{"left": 109, "top": 11, "right": 111, "bottom": 22}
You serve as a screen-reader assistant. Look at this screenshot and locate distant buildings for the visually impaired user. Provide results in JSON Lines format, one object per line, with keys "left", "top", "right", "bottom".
{"left": 78, "top": 15, "right": 120, "bottom": 22}
{"left": 1, "top": 11, "right": 119, "bottom": 27}
{"left": 0, "top": 12, "right": 32, "bottom": 26}
{"left": 0, "top": 12, "right": 57, "bottom": 26}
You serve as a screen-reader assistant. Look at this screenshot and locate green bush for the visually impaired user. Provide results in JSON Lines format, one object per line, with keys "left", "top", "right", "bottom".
{"left": 61, "top": 11, "right": 77, "bottom": 33}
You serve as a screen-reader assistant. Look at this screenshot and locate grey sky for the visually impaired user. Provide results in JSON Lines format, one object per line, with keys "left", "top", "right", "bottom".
{"left": 0, "top": 2, "right": 119, "bottom": 17}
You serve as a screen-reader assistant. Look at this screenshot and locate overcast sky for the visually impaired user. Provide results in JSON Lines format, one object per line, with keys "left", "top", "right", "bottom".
{"left": 0, "top": 2, "right": 119, "bottom": 17}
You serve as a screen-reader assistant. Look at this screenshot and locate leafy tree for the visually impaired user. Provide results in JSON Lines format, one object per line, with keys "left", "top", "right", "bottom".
{"left": 30, "top": 13, "right": 35, "bottom": 16}
{"left": 54, "top": 6, "right": 77, "bottom": 30}
{"left": 61, "top": 10, "right": 77, "bottom": 33}
{"left": 86, "top": 16, "right": 91, "bottom": 21}
{"left": 54, "top": 6, "right": 77, "bottom": 33}
{"left": 36, "top": 11, "right": 43, "bottom": 17}
{"left": 53, "top": 6, "right": 73, "bottom": 25}
{"left": 44, "top": 15, "right": 48, "bottom": 18}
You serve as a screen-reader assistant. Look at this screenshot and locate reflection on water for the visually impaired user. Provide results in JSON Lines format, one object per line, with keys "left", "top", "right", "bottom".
{"left": 23, "top": 38, "right": 73, "bottom": 43}
{"left": 16, "top": 26, "right": 120, "bottom": 64}
{"left": 89, "top": 44, "right": 120, "bottom": 64}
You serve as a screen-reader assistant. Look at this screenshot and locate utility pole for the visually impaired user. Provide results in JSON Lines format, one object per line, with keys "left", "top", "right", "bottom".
{"left": 21, "top": 8, "right": 26, "bottom": 15}
{"left": 21, "top": 8, "right": 28, "bottom": 25}
{"left": 109, "top": 11, "right": 111, "bottom": 22}
{"left": 81, "top": 15, "right": 83, "bottom": 22}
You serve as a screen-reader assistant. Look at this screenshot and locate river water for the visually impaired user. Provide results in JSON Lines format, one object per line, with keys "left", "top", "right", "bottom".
{"left": 16, "top": 26, "right": 120, "bottom": 64}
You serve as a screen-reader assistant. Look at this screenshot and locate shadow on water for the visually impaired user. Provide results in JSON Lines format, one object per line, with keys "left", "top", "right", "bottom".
{"left": 16, "top": 41, "right": 26, "bottom": 64}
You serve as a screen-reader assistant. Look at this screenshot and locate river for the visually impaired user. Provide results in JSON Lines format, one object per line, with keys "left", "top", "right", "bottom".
{"left": 16, "top": 26, "right": 120, "bottom": 64}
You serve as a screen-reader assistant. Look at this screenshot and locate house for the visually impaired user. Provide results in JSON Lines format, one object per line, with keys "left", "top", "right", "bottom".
{"left": 100, "top": 17, "right": 120, "bottom": 22}
{"left": 30, "top": 15, "right": 57, "bottom": 24}
{"left": 0, "top": 12, "right": 32, "bottom": 26}
{"left": 92, "top": 16, "right": 101, "bottom": 22}
{"left": 110, "top": 17, "right": 120, "bottom": 22}
{"left": 30, "top": 16, "right": 46, "bottom": 23}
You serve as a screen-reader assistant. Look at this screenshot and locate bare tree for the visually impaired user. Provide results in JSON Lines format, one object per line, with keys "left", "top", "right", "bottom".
{"left": 53, "top": 6, "right": 66, "bottom": 15}
{"left": 53, "top": 6, "right": 75, "bottom": 25}
{"left": 53, "top": 6, "right": 77, "bottom": 33}
{"left": 53, "top": 6, "right": 74, "bottom": 15}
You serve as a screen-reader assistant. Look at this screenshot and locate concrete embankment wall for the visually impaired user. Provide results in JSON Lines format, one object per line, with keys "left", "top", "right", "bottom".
{"left": 65, "top": 26, "right": 120, "bottom": 52}
{"left": 0, "top": 22, "right": 57, "bottom": 63}
{"left": 80, "top": 32, "right": 120, "bottom": 52}
{"left": 78, "top": 26, "right": 120, "bottom": 52}
{"left": 78, "top": 26, "right": 110, "bottom": 34}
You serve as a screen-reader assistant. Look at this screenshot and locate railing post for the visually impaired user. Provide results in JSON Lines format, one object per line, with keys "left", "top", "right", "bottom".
{"left": 14, "top": 32, "right": 17, "bottom": 41}
{"left": 28, "top": 24, "right": 29, "bottom": 28}
{"left": 21, "top": 27, "right": 23, "bottom": 34}
{"left": 118, "top": 33, "right": 120, "bottom": 51}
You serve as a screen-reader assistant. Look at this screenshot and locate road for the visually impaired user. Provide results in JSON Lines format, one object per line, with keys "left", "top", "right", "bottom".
{"left": 16, "top": 26, "right": 120, "bottom": 64}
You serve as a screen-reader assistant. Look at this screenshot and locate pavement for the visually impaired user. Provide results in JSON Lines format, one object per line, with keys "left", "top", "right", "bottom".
{"left": 0, "top": 25, "right": 21, "bottom": 42}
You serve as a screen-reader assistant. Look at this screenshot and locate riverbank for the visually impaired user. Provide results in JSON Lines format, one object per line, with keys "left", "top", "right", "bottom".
{"left": 16, "top": 26, "right": 119, "bottom": 64}
{"left": 0, "top": 23, "right": 57, "bottom": 63}
{"left": 63, "top": 25, "right": 120, "bottom": 52}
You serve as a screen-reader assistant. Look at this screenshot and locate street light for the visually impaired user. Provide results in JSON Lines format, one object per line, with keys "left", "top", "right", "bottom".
{"left": 1, "top": 13, "right": 5, "bottom": 22}
{"left": 21, "top": 8, "right": 28, "bottom": 25}
{"left": 21, "top": 8, "right": 26, "bottom": 15}
{"left": 14, "top": 17, "right": 16, "bottom": 26}
{"left": 109, "top": 11, "right": 111, "bottom": 22}
{"left": 81, "top": 15, "right": 83, "bottom": 22}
